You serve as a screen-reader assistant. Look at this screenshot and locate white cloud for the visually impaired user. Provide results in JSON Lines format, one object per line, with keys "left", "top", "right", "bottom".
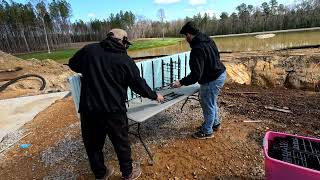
{"left": 88, "top": 13, "right": 96, "bottom": 18}
{"left": 197, "top": 6, "right": 204, "bottom": 10}
{"left": 154, "top": 0, "right": 181, "bottom": 4}
{"left": 184, "top": 8, "right": 195, "bottom": 12}
{"left": 189, "top": 0, "right": 206, "bottom": 5}
{"left": 184, "top": 6, "right": 215, "bottom": 17}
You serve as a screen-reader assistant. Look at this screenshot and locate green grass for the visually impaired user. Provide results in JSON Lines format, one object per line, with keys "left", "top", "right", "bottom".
{"left": 128, "top": 38, "right": 182, "bottom": 51}
{"left": 17, "top": 49, "right": 78, "bottom": 63}
{"left": 16, "top": 38, "right": 182, "bottom": 63}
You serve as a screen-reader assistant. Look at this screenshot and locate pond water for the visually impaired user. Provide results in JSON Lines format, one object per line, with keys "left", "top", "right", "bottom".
{"left": 128, "top": 29, "right": 320, "bottom": 58}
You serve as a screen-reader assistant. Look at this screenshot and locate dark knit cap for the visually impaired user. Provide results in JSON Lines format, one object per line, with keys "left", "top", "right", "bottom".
{"left": 180, "top": 21, "right": 199, "bottom": 35}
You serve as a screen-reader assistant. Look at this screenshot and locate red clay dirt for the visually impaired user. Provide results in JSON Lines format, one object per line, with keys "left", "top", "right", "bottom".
{"left": 0, "top": 83, "right": 319, "bottom": 180}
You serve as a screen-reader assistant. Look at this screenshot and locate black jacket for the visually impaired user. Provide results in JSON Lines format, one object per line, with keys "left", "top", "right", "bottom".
{"left": 68, "top": 37, "right": 157, "bottom": 113}
{"left": 180, "top": 32, "right": 226, "bottom": 86}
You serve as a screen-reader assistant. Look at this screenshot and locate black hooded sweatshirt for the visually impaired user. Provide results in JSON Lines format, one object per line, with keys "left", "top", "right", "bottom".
{"left": 180, "top": 32, "right": 226, "bottom": 86}
{"left": 68, "top": 37, "right": 157, "bottom": 113}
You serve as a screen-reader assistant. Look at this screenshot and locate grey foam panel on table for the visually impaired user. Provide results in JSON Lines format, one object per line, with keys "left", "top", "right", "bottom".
{"left": 127, "top": 83, "right": 199, "bottom": 123}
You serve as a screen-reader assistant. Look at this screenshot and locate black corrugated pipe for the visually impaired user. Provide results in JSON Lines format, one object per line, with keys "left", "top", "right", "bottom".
{"left": 0, "top": 74, "right": 46, "bottom": 92}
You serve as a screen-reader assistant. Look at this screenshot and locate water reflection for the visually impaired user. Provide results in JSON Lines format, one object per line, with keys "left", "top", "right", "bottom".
{"left": 128, "top": 30, "right": 320, "bottom": 58}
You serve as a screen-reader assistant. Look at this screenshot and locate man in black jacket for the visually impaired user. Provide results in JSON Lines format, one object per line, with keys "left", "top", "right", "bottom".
{"left": 69, "top": 28, "right": 164, "bottom": 180}
{"left": 173, "top": 22, "right": 227, "bottom": 140}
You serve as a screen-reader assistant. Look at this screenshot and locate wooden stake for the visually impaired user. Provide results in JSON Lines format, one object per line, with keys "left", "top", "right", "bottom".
{"left": 264, "top": 106, "right": 292, "bottom": 113}
{"left": 225, "top": 92, "right": 258, "bottom": 95}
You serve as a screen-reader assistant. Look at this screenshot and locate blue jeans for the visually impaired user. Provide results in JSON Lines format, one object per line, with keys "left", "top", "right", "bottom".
{"left": 200, "top": 71, "right": 226, "bottom": 134}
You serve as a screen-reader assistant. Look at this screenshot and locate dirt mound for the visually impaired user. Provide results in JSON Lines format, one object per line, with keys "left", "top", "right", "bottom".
{"left": 223, "top": 48, "right": 320, "bottom": 91}
{"left": 0, "top": 51, "right": 74, "bottom": 99}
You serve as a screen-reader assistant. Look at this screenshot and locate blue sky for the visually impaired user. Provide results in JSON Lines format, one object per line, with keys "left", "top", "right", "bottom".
{"left": 16, "top": 0, "right": 296, "bottom": 22}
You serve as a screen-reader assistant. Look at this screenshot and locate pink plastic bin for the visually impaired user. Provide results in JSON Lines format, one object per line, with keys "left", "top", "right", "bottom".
{"left": 263, "top": 131, "right": 320, "bottom": 180}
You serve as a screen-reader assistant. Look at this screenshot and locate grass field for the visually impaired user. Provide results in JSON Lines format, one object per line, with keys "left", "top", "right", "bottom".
{"left": 16, "top": 38, "right": 182, "bottom": 63}
{"left": 17, "top": 49, "right": 79, "bottom": 63}
{"left": 128, "top": 38, "right": 181, "bottom": 50}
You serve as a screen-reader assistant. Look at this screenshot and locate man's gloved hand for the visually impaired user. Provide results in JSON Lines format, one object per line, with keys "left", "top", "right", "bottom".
{"left": 172, "top": 80, "right": 182, "bottom": 88}
{"left": 156, "top": 93, "right": 164, "bottom": 103}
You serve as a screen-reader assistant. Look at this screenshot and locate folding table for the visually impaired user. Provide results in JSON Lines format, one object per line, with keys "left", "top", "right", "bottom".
{"left": 126, "top": 84, "right": 199, "bottom": 164}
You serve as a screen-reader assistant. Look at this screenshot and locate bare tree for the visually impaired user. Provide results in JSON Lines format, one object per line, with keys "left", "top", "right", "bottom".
{"left": 157, "top": 8, "right": 165, "bottom": 39}
{"left": 35, "top": 1, "right": 51, "bottom": 53}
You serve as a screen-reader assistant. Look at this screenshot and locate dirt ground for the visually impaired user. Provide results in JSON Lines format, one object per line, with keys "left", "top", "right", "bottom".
{"left": 0, "top": 50, "right": 75, "bottom": 100}
{"left": 0, "top": 83, "right": 319, "bottom": 180}
{"left": 1, "top": 48, "right": 320, "bottom": 179}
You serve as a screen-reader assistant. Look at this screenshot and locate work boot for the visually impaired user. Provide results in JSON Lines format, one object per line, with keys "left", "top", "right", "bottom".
{"left": 192, "top": 130, "right": 214, "bottom": 139}
{"left": 197, "top": 123, "right": 221, "bottom": 131}
{"left": 213, "top": 123, "right": 221, "bottom": 131}
{"left": 122, "top": 162, "right": 142, "bottom": 180}
{"left": 96, "top": 167, "right": 114, "bottom": 180}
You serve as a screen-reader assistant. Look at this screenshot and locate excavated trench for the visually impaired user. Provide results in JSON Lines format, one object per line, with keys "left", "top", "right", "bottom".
{"left": 223, "top": 49, "right": 320, "bottom": 92}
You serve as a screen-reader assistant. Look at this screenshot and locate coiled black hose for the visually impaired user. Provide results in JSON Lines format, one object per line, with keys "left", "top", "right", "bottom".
{"left": 0, "top": 74, "right": 46, "bottom": 92}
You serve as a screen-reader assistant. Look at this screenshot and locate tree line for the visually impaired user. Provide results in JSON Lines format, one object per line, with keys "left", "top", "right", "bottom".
{"left": 0, "top": 0, "right": 319, "bottom": 54}
{"left": 189, "top": 0, "right": 320, "bottom": 35}
{"left": 0, "top": 0, "right": 72, "bottom": 54}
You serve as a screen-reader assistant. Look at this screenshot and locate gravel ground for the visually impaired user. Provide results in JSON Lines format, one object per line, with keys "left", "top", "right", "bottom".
{"left": 43, "top": 169, "right": 77, "bottom": 180}
{"left": 0, "top": 129, "right": 27, "bottom": 159}
{"left": 41, "top": 136, "right": 86, "bottom": 167}
{"left": 32, "top": 98, "right": 230, "bottom": 179}
{"left": 37, "top": 99, "right": 209, "bottom": 170}
{"left": 138, "top": 97, "right": 228, "bottom": 144}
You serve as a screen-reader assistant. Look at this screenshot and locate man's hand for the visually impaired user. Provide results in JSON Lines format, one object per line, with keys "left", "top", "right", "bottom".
{"left": 156, "top": 93, "right": 164, "bottom": 103}
{"left": 172, "top": 80, "right": 182, "bottom": 88}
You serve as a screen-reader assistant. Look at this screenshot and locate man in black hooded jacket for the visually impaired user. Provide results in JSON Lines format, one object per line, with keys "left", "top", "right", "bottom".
{"left": 173, "top": 22, "right": 227, "bottom": 140}
{"left": 69, "top": 28, "right": 164, "bottom": 180}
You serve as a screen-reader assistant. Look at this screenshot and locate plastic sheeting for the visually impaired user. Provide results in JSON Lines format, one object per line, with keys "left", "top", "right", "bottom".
{"left": 68, "top": 75, "right": 81, "bottom": 112}
{"left": 0, "top": 92, "right": 70, "bottom": 142}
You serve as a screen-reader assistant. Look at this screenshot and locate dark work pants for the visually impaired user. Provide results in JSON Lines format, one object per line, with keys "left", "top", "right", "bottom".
{"left": 80, "top": 112, "right": 133, "bottom": 178}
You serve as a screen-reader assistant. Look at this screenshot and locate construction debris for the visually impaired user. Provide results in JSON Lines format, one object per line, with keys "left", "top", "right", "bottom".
{"left": 0, "top": 132, "right": 31, "bottom": 154}
{"left": 243, "top": 120, "right": 263, "bottom": 123}
{"left": 225, "top": 92, "right": 258, "bottom": 95}
{"left": 264, "top": 106, "right": 292, "bottom": 113}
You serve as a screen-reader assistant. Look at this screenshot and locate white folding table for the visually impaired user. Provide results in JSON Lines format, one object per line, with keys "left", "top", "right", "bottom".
{"left": 68, "top": 74, "right": 200, "bottom": 164}
{"left": 126, "top": 84, "right": 200, "bottom": 164}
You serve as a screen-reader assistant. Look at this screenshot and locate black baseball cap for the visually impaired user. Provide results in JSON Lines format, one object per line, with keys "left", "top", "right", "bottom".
{"left": 180, "top": 21, "right": 199, "bottom": 35}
